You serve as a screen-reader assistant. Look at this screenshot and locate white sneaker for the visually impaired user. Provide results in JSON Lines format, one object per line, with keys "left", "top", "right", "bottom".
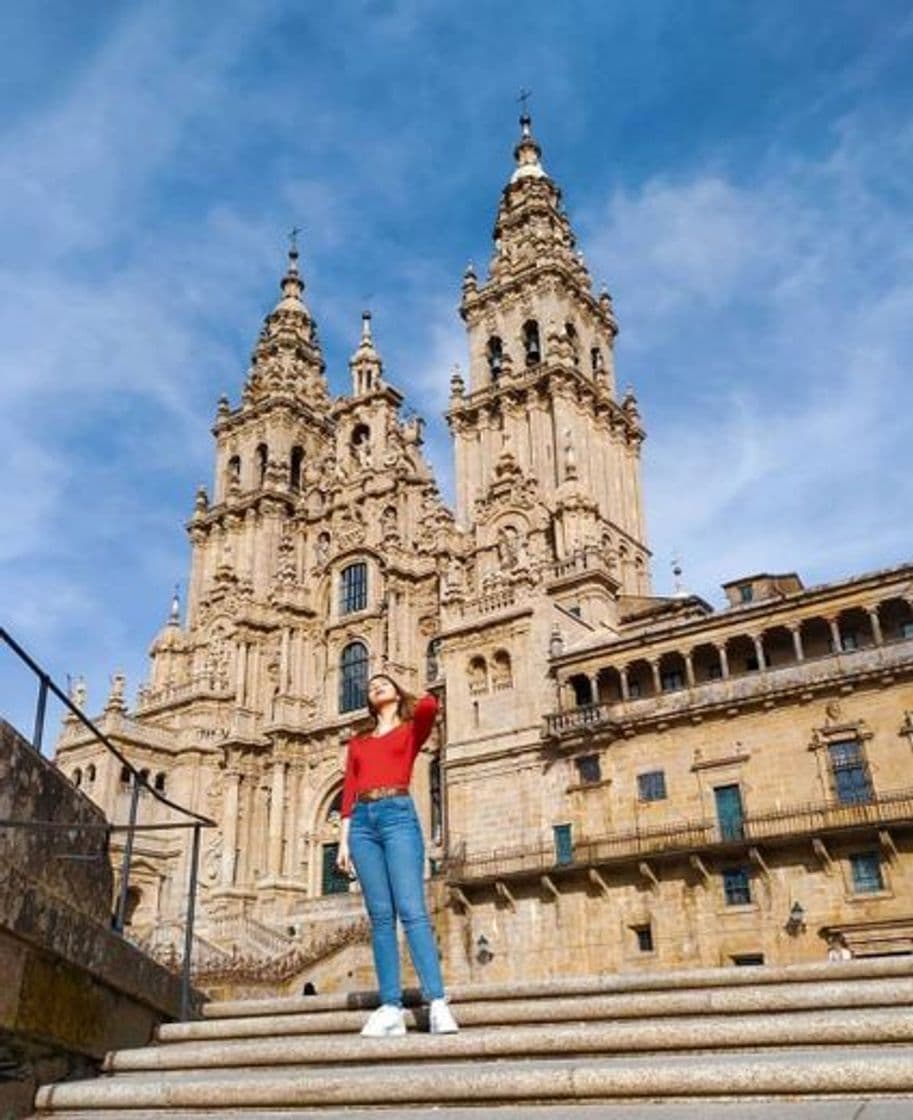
{"left": 360, "top": 1003, "right": 406, "bottom": 1037}
{"left": 429, "top": 998, "right": 459, "bottom": 1034}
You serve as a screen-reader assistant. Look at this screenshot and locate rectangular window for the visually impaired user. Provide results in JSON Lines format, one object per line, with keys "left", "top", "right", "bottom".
{"left": 732, "top": 953, "right": 764, "bottom": 966}
{"left": 638, "top": 770, "right": 667, "bottom": 802}
{"left": 850, "top": 852, "right": 884, "bottom": 894}
{"left": 828, "top": 740, "right": 873, "bottom": 805}
{"left": 661, "top": 670, "right": 684, "bottom": 691}
{"left": 575, "top": 754, "right": 601, "bottom": 785}
{"left": 739, "top": 585, "right": 753, "bottom": 603}
{"left": 723, "top": 867, "right": 752, "bottom": 906}
{"left": 633, "top": 924, "right": 654, "bottom": 952}
{"left": 553, "top": 823, "right": 573, "bottom": 865}
{"left": 340, "top": 562, "right": 368, "bottom": 615}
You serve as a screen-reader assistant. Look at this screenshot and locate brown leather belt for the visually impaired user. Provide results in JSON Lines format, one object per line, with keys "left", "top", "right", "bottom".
{"left": 356, "top": 785, "right": 410, "bottom": 803}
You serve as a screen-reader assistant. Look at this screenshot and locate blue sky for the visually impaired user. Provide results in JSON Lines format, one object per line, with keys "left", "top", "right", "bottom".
{"left": 1, "top": 1, "right": 911, "bottom": 737}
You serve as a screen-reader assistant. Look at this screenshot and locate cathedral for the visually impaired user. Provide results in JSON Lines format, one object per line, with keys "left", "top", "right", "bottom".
{"left": 56, "top": 116, "right": 913, "bottom": 998}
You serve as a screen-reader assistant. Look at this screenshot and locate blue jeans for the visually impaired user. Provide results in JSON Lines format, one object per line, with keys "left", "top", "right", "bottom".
{"left": 349, "top": 795, "right": 445, "bottom": 1006}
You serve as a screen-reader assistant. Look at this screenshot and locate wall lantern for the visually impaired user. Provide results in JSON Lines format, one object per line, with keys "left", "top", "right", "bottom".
{"left": 785, "top": 900, "right": 806, "bottom": 936}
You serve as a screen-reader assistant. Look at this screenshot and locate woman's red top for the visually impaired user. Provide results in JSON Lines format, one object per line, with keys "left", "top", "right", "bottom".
{"left": 340, "top": 694, "right": 439, "bottom": 819}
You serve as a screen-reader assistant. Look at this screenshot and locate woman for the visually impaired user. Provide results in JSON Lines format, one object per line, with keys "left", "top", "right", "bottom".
{"left": 337, "top": 673, "right": 459, "bottom": 1037}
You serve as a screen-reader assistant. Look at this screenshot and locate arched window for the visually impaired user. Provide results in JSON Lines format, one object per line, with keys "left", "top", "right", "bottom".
{"left": 86, "top": 763, "right": 96, "bottom": 783}
{"left": 290, "top": 445, "right": 304, "bottom": 491}
{"left": 590, "top": 347, "right": 602, "bottom": 373}
{"left": 256, "top": 443, "right": 268, "bottom": 487}
{"left": 565, "top": 322, "right": 579, "bottom": 366}
{"left": 120, "top": 765, "right": 132, "bottom": 786}
{"left": 154, "top": 771, "right": 166, "bottom": 793}
{"left": 339, "top": 641, "right": 369, "bottom": 713}
{"left": 487, "top": 336, "right": 503, "bottom": 381}
{"left": 523, "top": 320, "right": 541, "bottom": 366}
{"left": 468, "top": 655, "right": 488, "bottom": 696}
{"left": 73, "top": 767, "right": 82, "bottom": 788}
{"left": 426, "top": 637, "right": 443, "bottom": 682}
{"left": 492, "top": 649, "right": 513, "bottom": 690}
{"left": 430, "top": 754, "right": 443, "bottom": 845}
{"left": 124, "top": 886, "right": 142, "bottom": 927}
{"left": 227, "top": 455, "right": 241, "bottom": 490}
{"left": 340, "top": 562, "right": 368, "bottom": 615}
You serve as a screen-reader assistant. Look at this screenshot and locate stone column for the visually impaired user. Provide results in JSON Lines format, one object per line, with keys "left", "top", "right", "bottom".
{"left": 589, "top": 674, "right": 600, "bottom": 705}
{"left": 828, "top": 618, "right": 843, "bottom": 653}
{"left": 790, "top": 624, "right": 805, "bottom": 662}
{"left": 718, "top": 644, "right": 730, "bottom": 679}
{"left": 221, "top": 768, "right": 241, "bottom": 886}
{"left": 868, "top": 608, "right": 883, "bottom": 647}
{"left": 280, "top": 628, "right": 291, "bottom": 692}
{"left": 684, "top": 651, "right": 696, "bottom": 688}
{"left": 267, "top": 759, "right": 286, "bottom": 879}
{"left": 235, "top": 641, "right": 249, "bottom": 706}
{"left": 752, "top": 635, "right": 765, "bottom": 670}
{"left": 650, "top": 659, "right": 662, "bottom": 695}
{"left": 619, "top": 668, "right": 630, "bottom": 701}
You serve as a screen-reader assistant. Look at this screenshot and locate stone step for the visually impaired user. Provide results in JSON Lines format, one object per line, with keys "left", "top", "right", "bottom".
{"left": 35, "top": 1106, "right": 913, "bottom": 1120}
{"left": 201, "top": 956, "right": 913, "bottom": 1018}
{"left": 105, "top": 1008, "right": 913, "bottom": 1073}
{"left": 32, "top": 1047, "right": 913, "bottom": 1112}
{"left": 157, "top": 975, "right": 913, "bottom": 1042}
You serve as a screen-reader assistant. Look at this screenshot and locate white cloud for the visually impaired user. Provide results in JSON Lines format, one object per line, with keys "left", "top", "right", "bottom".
{"left": 582, "top": 112, "right": 913, "bottom": 603}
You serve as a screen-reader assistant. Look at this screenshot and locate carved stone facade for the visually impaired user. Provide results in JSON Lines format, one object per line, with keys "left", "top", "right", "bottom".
{"left": 55, "top": 118, "right": 913, "bottom": 993}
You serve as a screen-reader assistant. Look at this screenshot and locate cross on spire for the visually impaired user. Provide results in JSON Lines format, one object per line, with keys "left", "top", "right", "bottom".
{"left": 518, "top": 88, "right": 532, "bottom": 114}
{"left": 288, "top": 226, "right": 301, "bottom": 254}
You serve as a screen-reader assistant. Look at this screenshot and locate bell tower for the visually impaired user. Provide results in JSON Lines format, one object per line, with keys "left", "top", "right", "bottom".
{"left": 446, "top": 114, "right": 650, "bottom": 593}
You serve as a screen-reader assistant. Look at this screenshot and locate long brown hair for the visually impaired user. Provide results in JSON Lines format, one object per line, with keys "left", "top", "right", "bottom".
{"left": 366, "top": 673, "right": 416, "bottom": 728}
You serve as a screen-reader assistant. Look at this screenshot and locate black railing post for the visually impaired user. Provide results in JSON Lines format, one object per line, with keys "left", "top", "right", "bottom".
{"left": 114, "top": 775, "right": 142, "bottom": 933}
{"left": 181, "top": 823, "right": 202, "bottom": 1021}
{"left": 32, "top": 673, "right": 49, "bottom": 753}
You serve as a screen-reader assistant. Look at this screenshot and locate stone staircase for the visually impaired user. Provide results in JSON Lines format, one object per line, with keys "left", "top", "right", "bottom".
{"left": 30, "top": 957, "right": 913, "bottom": 1116}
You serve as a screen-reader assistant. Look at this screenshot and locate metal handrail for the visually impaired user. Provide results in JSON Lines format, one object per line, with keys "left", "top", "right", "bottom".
{"left": 1, "top": 626, "right": 215, "bottom": 1019}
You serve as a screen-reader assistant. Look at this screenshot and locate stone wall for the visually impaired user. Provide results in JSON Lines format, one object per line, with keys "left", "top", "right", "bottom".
{"left": 0, "top": 719, "right": 185, "bottom": 1119}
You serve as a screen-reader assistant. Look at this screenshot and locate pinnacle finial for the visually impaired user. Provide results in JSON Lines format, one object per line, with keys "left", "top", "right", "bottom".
{"left": 361, "top": 309, "right": 373, "bottom": 343}
{"left": 511, "top": 95, "right": 545, "bottom": 183}
{"left": 169, "top": 584, "right": 181, "bottom": 625}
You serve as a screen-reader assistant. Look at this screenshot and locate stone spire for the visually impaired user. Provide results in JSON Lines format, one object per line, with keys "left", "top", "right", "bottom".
{"left": 241, "top": 239, "right": 330, "bottom": 411}
{"left": 349, "top": 310, "right": 384, "bottom": 396}
{"left": 484, "top": 112, "right": 588, "bottom": 287}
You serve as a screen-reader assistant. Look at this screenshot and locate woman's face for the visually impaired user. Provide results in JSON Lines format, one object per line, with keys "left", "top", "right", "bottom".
{"left": 368, "top": 676, "right": 398, "bottom": 709}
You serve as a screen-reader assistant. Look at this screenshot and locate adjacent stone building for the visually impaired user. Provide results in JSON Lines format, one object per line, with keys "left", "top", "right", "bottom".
{"left": 55, "top": 116, "right": 913, "bottom": 995}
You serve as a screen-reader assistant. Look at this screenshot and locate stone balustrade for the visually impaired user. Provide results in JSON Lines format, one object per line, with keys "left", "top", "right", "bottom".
{"left": 547, "top": 635, "right": 913, "bottom": 738}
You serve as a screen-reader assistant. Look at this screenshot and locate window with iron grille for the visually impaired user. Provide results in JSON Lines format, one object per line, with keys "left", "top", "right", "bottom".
{"left": 575, "top": 754, "right": 601, "bottom": 785}
{"left": 828, "top": 740, "right": 873, "bottom": 805}
{"left": 340, "top": 562, "right": 368, "bottom": 615}
{"left": 850, "top": 852, "right": 884, "bottom": 894}
{"left": 723, "top": 867, "right": 751, "bottom": 906}
{"left": 637, "top": 770, "right": 667, "bottom": 802}
{"left": 339, "top": 642, "right": 369, "bottom": 713}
